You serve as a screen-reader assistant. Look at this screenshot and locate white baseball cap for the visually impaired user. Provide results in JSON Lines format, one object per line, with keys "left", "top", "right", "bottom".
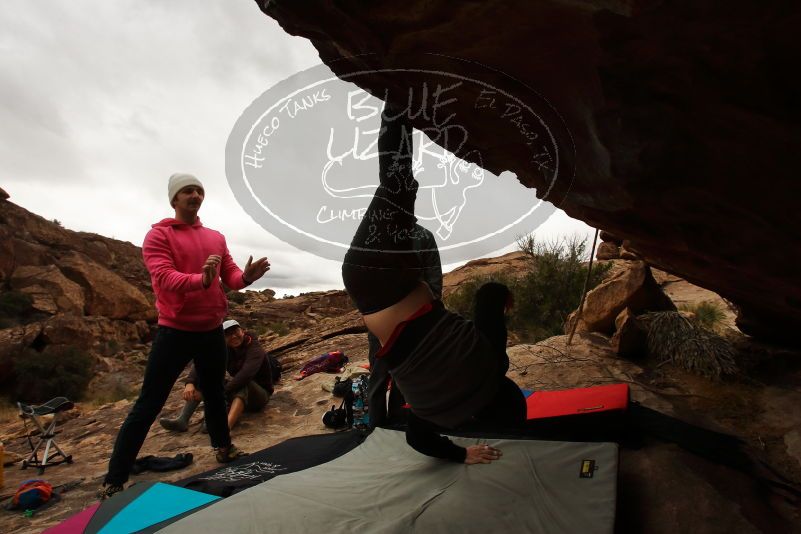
{"left": 222, "top": 319, "right": 240, "bottom": 332}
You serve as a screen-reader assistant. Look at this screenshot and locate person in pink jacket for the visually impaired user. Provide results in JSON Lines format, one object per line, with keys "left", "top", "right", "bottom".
{"left": 99, "top": 173, "right": 270, "bottom": 499}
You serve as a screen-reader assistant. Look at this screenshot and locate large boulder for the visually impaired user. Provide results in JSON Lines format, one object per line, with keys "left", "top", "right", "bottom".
{"left": 567, "top": 261, "right": 675, "bottom": 335}
{"left": 11, "top": 238, "right": 55, "bottom": 267}
{"left": 58, "top": 252, "right": 152, "bottom": 320}
{"left": 610, "top": 307, "right": 647, "bottom": 358}
{"left": 10, "top": 265, "right": 85, "bottom": 315}
{"left": 258, "top": 1, "right": 801, "bottom": 345}
{"left": 39, "top": 314, "right": 94, "bottom": 350}
{"left": 442, "top": 251, "right": 530, "bottom": 298}
{"left": 596, "top": 241, "right": 620, "bottom": 260}
{"left": 82, "top": 317, "right": 150, "bottom": 349}
{"left": 0, "top": 200, "right": 154, "bottom": 300}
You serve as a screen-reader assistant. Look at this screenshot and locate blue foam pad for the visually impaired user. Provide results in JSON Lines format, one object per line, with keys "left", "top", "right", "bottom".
{"left": 520, "top": 388, "right": 534, "bottom": 398}
{"left": 98, "top": 482, "right": 219, "bottom": 534}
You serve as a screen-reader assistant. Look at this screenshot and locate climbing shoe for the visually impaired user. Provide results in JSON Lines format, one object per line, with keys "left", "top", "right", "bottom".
{"left": 215, "top": 444, "right": 246, "bottom": 463}
{"left": 97, "top": 482, "right": 124, "bottom": 500}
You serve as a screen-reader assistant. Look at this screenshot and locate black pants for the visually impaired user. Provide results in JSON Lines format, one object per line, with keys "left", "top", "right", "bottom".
{"left": 342, "top": 104, "right": 428, "bottom": 314}
{"left": 105, "top": 326, "right": 231, "bottom": 485}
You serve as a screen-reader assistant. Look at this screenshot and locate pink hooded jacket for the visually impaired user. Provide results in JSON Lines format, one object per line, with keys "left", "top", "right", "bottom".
{"left": 143, "top": 218, "right": 247, "bottom": 331}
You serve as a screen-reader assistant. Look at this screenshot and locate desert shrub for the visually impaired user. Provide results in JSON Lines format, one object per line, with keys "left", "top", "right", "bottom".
{"left": 267, "top": 321, "right": 290, "bottom": 337}
{"left": 445, "top": 272, "right": 518, "bottom": 319}
{"left": 641, "top": 311, "right": 738, "bottom": 378}
{"left": 88, "top": 377, "right": 135, "bottom": 405}
{"left": 13, "top": 346, "right": 94, "bottom": 403}
{"left": 0, "top": 290, "right": 34, "bottom": 324}
{"left": 251, "top": 323, "right": 268, "bottom": 336}
{"left": 680, "top": 300, "right": 727, "bottom": 331}
{"left": 444, "top": 234, "right": 611, "bottom": 342}
{"left": 513, "top": 234, "right": 611, "bottom": 340}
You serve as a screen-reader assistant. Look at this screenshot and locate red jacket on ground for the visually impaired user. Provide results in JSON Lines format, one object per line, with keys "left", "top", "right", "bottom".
{"left": 143, "top": 217, "right": 246, "bottom": 331}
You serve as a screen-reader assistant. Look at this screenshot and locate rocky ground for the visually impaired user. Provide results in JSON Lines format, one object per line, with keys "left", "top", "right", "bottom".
{"left": 1, "top": 255, "right": 800, "bottom": 533}
{"left": 0, "top": 196, "right": 801, "bottom": 533}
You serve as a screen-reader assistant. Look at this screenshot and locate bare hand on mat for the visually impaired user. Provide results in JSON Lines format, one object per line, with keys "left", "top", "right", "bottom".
{"left": 465, "top": 444, "right": 503, "bottom": 464}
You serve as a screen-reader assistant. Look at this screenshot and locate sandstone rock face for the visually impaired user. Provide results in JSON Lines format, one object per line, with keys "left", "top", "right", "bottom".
{"left": 259, "top": 1, "right": 801, "bottom": 345}
{"left": 567, "top": 261, "right": 674, "bottom": 335}
{"left": 619, "top": 240, "right": 641, "bottom": 260}
{"left": 599, "top": 230, "right": 622, "bottom": 245}
{"left": 59, "top": 252, "right": 152, "bottom": 320}
{"left": 442, "top": 251, "right": 529, "bottom": 298}
{"left": 0, "top": 322, "right": 44, "bottom": 386}
{"left": 0, "top": 200, "right": 157, "bottom": 397}
{"left": 610, "top": 307, "right": 646, "bottom": 358}
{"left": 40, "top": 314, "right": 94, "bottom": 349}
{"left": 233, "top": 289, "right": 357, "bottom": 335}
{"left": 10, "top": 265, "right": 85, "bottom": 315}
{"left": 0, "top": 200, "right": 153, "bottom": 299}
{"left": 596, "top": 240, "right": 620, "bottom": 260}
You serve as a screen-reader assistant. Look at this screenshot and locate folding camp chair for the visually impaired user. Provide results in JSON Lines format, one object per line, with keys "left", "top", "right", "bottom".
{"left": 18, "top": 396, "right": 74, "bottom": 474}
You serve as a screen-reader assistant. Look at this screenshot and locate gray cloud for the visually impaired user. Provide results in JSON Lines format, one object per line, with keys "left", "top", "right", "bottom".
{"left": 0, "top": 0, "right": 593, "bottom": 294}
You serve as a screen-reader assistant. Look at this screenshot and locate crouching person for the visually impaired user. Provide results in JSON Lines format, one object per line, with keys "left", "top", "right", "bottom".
{"left": 160, "top": 319, "right": 274, "bottom": 432}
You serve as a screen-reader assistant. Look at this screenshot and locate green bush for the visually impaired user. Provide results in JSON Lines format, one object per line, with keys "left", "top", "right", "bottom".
{"left": 641, "top": 311, "right": 738, "bottom": 378}
{"left": 13, "top": 346, "right": 94, "bottom": 403}
{"left": 88, "top": 377, "right": 135, "bottom": 405}
{"left": 267, "top": 321, "right": 290, "bottom": 337}
{"left": 679, "top": 301, "right": 727, "bottom": 331}
{"left": 445, "top": 272, "right": 517, "bottom": 319}
{"left": 444, "top": 234, "right": 611, "bottom": 342}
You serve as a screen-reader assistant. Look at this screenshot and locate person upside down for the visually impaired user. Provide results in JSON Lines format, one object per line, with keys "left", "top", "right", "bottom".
{"left": 342, "top": 99, "right": 526, "bottom": 465}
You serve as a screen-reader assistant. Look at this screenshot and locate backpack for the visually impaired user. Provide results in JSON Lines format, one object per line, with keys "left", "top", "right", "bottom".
{"left": 322, "top": 397, "right": 353, "bottom": 430}
{"left": 267, "top": 353, "right": 282, "bottom": 383}
{"left": 332, "top": 377, "right": 353, "bottom": 398}
{"left": 297, "top": 351, "right": 349, "bottom": 380}
{"left": 350, "top": 375, "right": 370, "bottom": 429}
{"left": 9, "top": 479, "right": 53, "bottom": 510}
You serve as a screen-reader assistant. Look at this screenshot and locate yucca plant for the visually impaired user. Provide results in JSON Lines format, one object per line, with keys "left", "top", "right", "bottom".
{"left": 641, "top": 311, "right": 738, "bottom": 379}
{"left": 679, "top": 300, "right": 727, "bottom": 331}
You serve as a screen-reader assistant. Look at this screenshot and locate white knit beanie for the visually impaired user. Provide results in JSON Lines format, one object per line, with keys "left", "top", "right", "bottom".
{"left": 168, "top": 173, "right": 204, "bottom": 205}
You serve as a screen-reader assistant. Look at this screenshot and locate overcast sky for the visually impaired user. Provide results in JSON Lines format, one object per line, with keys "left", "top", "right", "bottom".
{"left": 0, "top": 0, "right": 593, "bottom": 296}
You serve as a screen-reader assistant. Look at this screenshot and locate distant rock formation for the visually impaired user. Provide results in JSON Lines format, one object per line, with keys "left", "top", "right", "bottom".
{"left": 441, "top": 251, "right": 529, "bottom": 298}
{"left": 0, "top": 198, "right": 154, "bottom": 392}
{"left": 566, "top": 260, "right": 675, "bottom": 337}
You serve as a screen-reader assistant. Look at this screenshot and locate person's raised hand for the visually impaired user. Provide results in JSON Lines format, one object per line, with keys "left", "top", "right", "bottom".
{"left": 464, "top": 444, "right": 503, "bottom": 465}
{"left": 201, "top": 255, "right": 222, "bottom": 288}
{"left": 242, "top": 255, "right": 270, "bottom": 284}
